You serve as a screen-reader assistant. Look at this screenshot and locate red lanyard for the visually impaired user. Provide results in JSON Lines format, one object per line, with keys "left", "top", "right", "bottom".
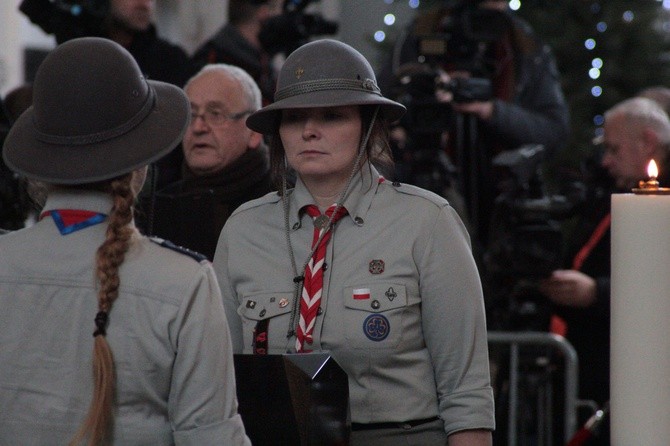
{"left": 572, "top": 213, "right": 611, "bottom": 271}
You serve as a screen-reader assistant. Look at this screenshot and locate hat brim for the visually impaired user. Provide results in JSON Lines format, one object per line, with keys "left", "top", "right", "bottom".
{"left": 2, "top": 80, "right": 189, "bottom": 185}
{"left": 246, "top": 90, "right": 406, "bottom": 134}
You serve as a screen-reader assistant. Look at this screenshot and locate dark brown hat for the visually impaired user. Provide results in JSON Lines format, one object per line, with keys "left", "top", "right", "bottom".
{"left": 2, "top": 37, "right": 189, "bottom": 184}
{"left": 246, "top": 39, "right": 405, "bottom": 134}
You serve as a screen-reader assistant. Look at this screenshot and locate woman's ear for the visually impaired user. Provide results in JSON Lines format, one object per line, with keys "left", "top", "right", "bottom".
{"left": 131, "top": 166, "right": 149, "bottom": 196}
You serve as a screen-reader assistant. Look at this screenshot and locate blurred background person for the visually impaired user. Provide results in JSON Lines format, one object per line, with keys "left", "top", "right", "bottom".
{"left": 139, "top": 64, "right": 271, "bottom": 260}
{"left": 19, "top": 0, "right": 193, "bottom": 86}
{"left": 19, "top": 0, "right": 195, "bottom": 188}
{"left": 191, "top": 0, "right": 283, "bottom": 105}
{"left": 1, "top": 85, "right": 34, "bottom": 231}
{"left": 638, "top": 85, "right": 670, "bottom": 117}
{"left": 538, "top": 97, "right": 670, "bottom": 445}
{"left": 0, "top": 37, "right": 249, "bottom": 445}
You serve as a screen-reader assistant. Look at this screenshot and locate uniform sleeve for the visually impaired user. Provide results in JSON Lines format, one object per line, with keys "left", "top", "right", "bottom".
{"left": 169, "top": 263, "right": 251, "bottom": 446}
{"left": 418, "top": 205, "right": 495, "bottom": 435}
{"left": 212, "top": 227, "right": 245, "bottom": 353}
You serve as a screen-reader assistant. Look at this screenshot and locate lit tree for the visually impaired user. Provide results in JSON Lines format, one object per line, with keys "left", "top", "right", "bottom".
{"left": 517, "top": 0, "right": 670, "bottom": 166}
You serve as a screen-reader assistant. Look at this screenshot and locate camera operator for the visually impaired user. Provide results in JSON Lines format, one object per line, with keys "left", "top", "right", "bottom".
{"left": 191, "top": 0, "right": 338, "bottom": 106}
{"left": 538, "top": 98, "right": 670, "bottom": 443}
{"left": 191, "top": 0, "right": 283, "bottom": 106}
{"left": 380, "top": 0, "right": 569, "bottom": 250}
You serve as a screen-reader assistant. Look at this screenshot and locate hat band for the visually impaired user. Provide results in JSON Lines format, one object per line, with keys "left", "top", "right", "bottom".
{"left": 33, "top": 83, "right": 156, "bottom": 146}
{"left": 274, "top": 78, "right": 381, "bottom": 102}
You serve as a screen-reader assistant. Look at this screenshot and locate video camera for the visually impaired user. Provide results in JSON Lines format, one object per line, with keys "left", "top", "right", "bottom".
{"left": 387, "top": 4, "right": 512, "bottom": 195}
{"left": 259, "top": 0, "right": 338, "bottom": 56}
{"left": 483, "top": 145, "right": 585, "bottom": 330}
{"left": 396, "top": 5, "right": 515, "bottom": 132}
{"left": 485, "top": 145, "right": 577, "bottom": 278}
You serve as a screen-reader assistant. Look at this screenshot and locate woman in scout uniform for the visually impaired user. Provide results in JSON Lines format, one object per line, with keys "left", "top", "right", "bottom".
{"left": 0, "top": 37, "right": 250, "bottom": 445}
{"left": 214, "top": 39, "right": 494, "bottom": 445}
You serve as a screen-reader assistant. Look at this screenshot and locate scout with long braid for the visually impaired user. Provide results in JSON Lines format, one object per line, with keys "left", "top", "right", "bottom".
{"left": 0, "top": 37, "right": 250, "bottom": 445}
{"left": 69, "top": 173, "right": 134, "bottom": 445}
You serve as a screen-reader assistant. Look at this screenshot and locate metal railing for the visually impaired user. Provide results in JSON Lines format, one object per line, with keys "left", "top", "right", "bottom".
{"left": 488, "top": 331, "right": 579, "bottom": 445}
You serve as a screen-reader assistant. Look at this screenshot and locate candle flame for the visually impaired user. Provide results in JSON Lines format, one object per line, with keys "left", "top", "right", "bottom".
{"left": 648, "top": 159, "right": 659, "bottom": 179}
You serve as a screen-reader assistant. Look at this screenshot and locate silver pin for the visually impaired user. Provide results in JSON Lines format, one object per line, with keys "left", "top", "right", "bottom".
{"left": 314, "top": 214, "right": 330, "bottom": 229}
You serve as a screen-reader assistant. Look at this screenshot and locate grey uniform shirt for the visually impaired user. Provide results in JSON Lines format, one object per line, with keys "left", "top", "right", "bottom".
{"left": 0, "top": 190, "right": 250, "bottom": 446}
{"left": 214, "top": 164, "right": 495, "bottom": 435}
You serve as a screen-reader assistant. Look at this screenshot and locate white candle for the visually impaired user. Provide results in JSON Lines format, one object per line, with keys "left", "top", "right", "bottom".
{"left": 611, "top": 193, "right": 670, "bottom": 444}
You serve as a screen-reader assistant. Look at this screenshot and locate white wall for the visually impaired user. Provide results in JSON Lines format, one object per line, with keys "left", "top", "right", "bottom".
{"left": 1, "top": 0, "right": 55, "bottom": 96}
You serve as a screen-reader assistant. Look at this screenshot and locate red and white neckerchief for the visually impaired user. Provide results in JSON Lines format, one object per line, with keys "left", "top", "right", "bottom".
{"left": 295, "top": 203, "right": 347, "bottom": 353}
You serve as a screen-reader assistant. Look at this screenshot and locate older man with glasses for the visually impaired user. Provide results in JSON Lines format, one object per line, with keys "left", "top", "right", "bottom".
{"left": 138, "top": 64, "right": 272, "bottom": 260}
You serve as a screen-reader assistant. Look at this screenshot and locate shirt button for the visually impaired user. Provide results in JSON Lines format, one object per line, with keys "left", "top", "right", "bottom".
{"left": 317, "top": 307, "right": 323, "bottom": 315}
{"left": 371, "top": 300, "right": 380, "bottom": 310}
{"left": 292, "top": 222, "right": 301, "bottom": 230}
{"left": 354, "top": 216, "right": 364, "bottom": 226}
{"left": 392, "top": 181, "right": 401, "bottom": 187}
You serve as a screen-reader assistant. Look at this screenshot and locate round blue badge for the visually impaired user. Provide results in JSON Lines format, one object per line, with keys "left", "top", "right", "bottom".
{"left": 363, "top": 314, "right": 390, "bottom": 341}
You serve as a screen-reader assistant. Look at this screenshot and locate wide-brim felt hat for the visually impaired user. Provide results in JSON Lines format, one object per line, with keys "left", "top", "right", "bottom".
{"left": 246, "top": 39, "right": 406, "bottom": 134}
{"left": 2, "top": 37, "right": 189, "bottom": 185}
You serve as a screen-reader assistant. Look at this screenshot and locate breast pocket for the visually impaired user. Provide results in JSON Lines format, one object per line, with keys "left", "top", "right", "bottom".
{"left": 239, "top": 292, "right": 294, "bottom": 352}
{"left": 343, "top": 284, "right": 408, "bottom": 349}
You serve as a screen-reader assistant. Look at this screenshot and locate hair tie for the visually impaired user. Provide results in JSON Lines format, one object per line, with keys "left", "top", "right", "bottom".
{"left": 93, "top": 311, "right": 109, "bottom": 337}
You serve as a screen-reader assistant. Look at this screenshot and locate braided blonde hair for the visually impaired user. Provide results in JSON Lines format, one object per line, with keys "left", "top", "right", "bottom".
{"left": 69, "top": 172, "right": 136, "bottom": 446}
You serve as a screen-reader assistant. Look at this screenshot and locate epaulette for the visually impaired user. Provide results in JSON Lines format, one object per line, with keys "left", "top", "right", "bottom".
{"left": 149, "top": 237, "right": 208, "bottom": 263}
{"left": 384, "top": 180, "right": 450, "bottom": 208}
{"left": 232, "top": 190, "right": 283, "bottom": 214}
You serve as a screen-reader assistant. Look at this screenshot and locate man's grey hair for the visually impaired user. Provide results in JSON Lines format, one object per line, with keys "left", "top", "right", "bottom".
{"left": 184, "top": 63, "right": 263, "bottom": 112}
{"left": 605, "top": 96, "right": 670, "bottom": 148}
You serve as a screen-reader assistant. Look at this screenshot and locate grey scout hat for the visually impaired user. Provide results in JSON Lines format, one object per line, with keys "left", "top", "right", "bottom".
{"left": 246, "top": 39, "right": 406, "bottom": 134}
{"left": 2, "top": 37, "right": 189, "bottom": 185}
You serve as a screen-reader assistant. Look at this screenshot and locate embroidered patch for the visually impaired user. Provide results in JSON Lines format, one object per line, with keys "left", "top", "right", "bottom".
{"left": 369, "top": 259, "right": 385, "bottom": 274}
{"left": 385, "top": 287, "right": 397, "bottom": 301}
{"left": 43, "top": 210, "right": 106, "bottom": 235}
{"left": 353, "top": 288, "right": 371, "bottom": 300}
{"left": 363, "top": 314, "right": 390, "bottom": 341}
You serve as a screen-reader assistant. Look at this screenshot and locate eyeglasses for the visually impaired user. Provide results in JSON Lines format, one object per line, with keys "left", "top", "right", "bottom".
{"left": 190, "top": 107, "right": 253, "bottom": 127}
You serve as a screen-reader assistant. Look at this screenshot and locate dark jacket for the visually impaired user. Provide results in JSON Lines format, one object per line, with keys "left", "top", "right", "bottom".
{"left": 138, "top": 149, "right": 272, "bottom": 260}
{"left": 191, "top": 24, "right": 276, "bottom": 105}
{"left": 555, "top": 187, "right": 611, "bottom": 407}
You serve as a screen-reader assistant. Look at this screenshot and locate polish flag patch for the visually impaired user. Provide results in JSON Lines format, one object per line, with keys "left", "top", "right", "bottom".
{"left": 353, "top": 288, "right": 371, "bottom": 300}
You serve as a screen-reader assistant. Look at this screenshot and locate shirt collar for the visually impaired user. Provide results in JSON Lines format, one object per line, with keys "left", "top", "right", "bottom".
{"left": 288, "top": 162, "right": 381, "bottom": 229}
{"left": 42, "top": 189, "right": 115, "bottom": 216}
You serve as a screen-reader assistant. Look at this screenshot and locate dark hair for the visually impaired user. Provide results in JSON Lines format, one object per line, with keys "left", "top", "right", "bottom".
{"left": 228, "top": 0, "right": 273, "bottom": 25}
{"left": 268, "top": 105, "right": 394, "bottom": 190}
